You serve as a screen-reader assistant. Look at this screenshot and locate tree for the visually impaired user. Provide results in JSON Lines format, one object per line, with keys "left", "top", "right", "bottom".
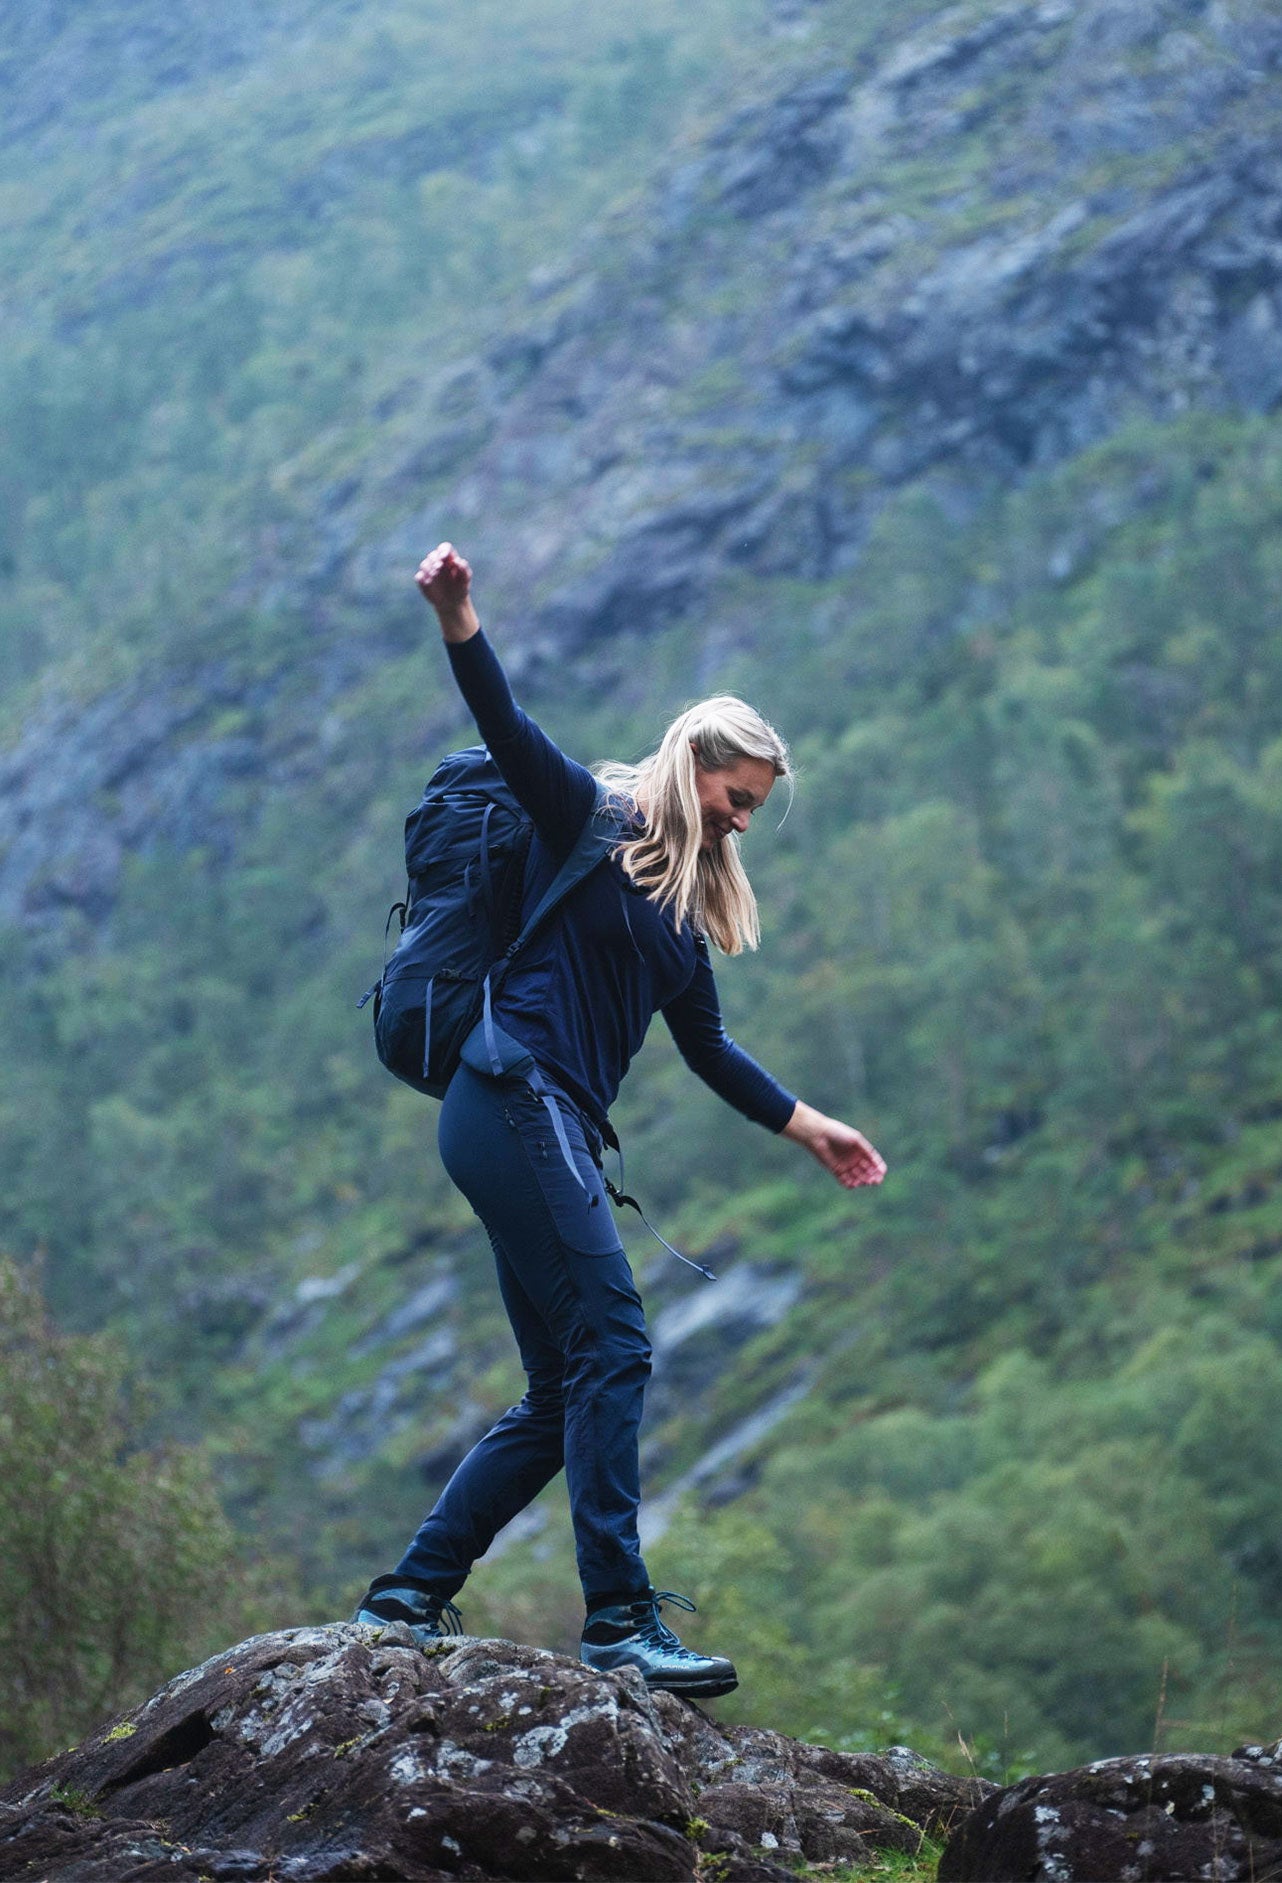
{"left": 0, "top": 1257, "right": 256, "bottom": 1780}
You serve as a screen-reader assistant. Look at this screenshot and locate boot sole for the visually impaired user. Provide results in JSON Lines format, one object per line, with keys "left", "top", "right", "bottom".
{"left": 643, "top": 1673, "right": 738, "bottom": 1698}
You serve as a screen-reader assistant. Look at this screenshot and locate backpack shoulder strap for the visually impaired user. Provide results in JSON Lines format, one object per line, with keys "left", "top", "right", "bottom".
{"left": 470, "top": 790, "right": 624, "bottom": 1080}
{"left": 503, "top": 788, "right": 622, "bottom": 957}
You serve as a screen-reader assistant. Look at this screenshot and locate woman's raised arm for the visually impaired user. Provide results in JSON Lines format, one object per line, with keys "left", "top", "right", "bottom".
{"left": 415, "top": 543, "right": 597, "bottom": 852}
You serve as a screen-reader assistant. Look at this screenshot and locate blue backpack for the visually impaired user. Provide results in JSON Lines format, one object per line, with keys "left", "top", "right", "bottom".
{"left": 360, "top": 746, "right": 618, "bottom": 1099}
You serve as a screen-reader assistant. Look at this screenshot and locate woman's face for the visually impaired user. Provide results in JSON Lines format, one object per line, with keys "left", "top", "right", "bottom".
{"left": 692, "top": 749, "right": 777, "bottom": 851}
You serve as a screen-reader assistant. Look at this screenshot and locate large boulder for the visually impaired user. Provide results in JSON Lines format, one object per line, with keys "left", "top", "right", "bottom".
{"left": 0, "top": 1625, "right": 990, "bottom": 1882}
{"left": 939, "top": 1742, "right": 1282, "bottom": 1882}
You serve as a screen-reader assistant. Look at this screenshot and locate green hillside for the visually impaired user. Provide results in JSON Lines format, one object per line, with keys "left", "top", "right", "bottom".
{"left": 3, "top": 0, "right": 1282, "bottom": 1781}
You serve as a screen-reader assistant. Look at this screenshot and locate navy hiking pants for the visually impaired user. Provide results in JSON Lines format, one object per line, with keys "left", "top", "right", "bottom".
{"left": 395, "top": 1061, "right": 653, "bottom": 1608}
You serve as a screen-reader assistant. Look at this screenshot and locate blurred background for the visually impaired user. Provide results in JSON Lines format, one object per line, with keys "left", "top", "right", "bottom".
{"left": 3, "top": 0, "right": 1282, "bottom": 1786}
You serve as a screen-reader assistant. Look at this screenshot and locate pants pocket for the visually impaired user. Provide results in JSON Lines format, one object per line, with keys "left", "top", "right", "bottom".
{"left": 511, "top": 1091, "right": 622, "bottom": 1259}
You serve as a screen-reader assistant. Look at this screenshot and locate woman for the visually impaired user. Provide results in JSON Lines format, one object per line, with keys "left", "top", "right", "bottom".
{"left": 353, "top": 543, "right": 886, "bottom": 1697}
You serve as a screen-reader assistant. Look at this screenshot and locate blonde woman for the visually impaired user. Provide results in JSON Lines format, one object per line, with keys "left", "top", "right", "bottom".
{"left": 353, "top": 544, "right": 885, "bottom": 1696}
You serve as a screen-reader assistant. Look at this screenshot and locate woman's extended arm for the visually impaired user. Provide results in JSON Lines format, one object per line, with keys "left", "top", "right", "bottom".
{"left": 662, "top": 941, "right": 796, "bottom": 1129}
{"left": 664, "top": 944, "right": 886, "bottom": 1189}
{"left": 416, "top": 544, "right": 597, "bottom": 850}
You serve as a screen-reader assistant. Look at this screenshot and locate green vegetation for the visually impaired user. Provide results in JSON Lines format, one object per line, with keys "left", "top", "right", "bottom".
{"left": 0, "top": 1257, "right": 278, "bottom": 1781}
{"left": 807, "top": 1848, "right": 944, "bottom": 1883}
{"left": 1, "top": 0, "right": 1281, "bottom": 1792}
{"left": 0, "top": 0, "right": 764, "bottom": 703}
{"left": 698, "top": 1844, "right": 944, "bottom": 1883}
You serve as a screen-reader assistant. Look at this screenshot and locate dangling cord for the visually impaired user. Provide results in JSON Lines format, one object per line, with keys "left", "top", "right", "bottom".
{"left": 603, "top": 1175, "right": 717, "bottom": 1281}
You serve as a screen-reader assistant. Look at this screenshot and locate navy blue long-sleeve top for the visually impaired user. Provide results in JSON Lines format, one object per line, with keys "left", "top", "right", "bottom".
{"left": 447, "top": 631, "right": 796, "bottom": 1136}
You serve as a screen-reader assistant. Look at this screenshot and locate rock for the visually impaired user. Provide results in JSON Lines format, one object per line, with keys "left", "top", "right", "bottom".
{"left": 1237, "top": 1736, "right": 1282, "bottom": 1767}
{"left": 1220, "top": 289, "right": 1282, "bottom": 412}
{"left": 296, "top": 1325, "right": 460, "bottom": 1476}
{"left": 649, "top": 1263, "right": 802, "bottom": 1392}
{"left": 640, "top": 1375, "right": 818, "bottom": 1544}
{"left": 705, "top": 69, "right": 854, "bottom": 219}
{"left": 0, "top": 1625, "right": 988, "bottom": 1883}
{"left": 939, "top": 1748, "right": 1282, "bottom": 1881}
{"left": 673, "top": 1723, "right": 991, "bottom": 1867}
{"left": 0, "top": 645, "right": 404, "bottom": 939}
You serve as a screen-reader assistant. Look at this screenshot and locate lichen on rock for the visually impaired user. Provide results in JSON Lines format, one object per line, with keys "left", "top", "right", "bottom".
{"left": 0, "top": 1624, "right": 989, "bottom": 1882}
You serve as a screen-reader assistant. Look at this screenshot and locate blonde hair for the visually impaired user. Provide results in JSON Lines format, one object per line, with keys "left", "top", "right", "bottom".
{"left": 594, "top": 695, "right": 791, "bottom": 955}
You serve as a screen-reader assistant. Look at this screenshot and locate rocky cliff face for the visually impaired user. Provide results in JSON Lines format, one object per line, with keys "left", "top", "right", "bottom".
{"left": 3, "top": 0, "right": 1280, "bottom": 931}
{"left": 362, "top": 0, "right": 1282, "bottom": 643}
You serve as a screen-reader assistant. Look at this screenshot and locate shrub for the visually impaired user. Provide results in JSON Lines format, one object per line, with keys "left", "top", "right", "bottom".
{"left": 0, "top": 1256, "right": 251, "bottom": 1779}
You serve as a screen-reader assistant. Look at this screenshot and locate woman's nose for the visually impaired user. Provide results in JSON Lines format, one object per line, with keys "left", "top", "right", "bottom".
{"left": 731, "top": 809, "right": 750, "bottom": 833}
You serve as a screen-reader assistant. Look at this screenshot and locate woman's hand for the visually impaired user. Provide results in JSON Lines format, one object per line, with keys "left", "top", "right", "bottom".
{"left": 416, "top": 542, "right": 480, "bottom": 643}
{"left": 782, "top": 1100, "right": 886, "bottom": 1189}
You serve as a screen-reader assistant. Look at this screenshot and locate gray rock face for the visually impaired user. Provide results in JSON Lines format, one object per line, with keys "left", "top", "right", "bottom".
{"left": 0, "top": 1625, "right": 990, "bottom": 1883}
{"left": 5, "top": 0, "right": 1281, "bottom": 936}
{"left": 404, "top": 0, "right": 1282, "bottom": 659}
{"left": 939, "top": 1745, "right": 1282, "bottom": 1881}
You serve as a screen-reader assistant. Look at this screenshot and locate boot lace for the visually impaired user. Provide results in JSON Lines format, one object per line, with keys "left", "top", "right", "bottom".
{"left": 638, "top": 1589, "right": 702, "bottom": 1657}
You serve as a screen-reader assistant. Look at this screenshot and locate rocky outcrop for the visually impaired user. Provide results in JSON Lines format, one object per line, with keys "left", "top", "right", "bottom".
{"left": 0, "top": 627, "right": 446, "bottom": 934}
{"left": 939, "top": 1742, "right": 1282, "bottom": 1882}
{"left": 4, "top": 1606, "right": 1280, "bottom": 1883}
{"left": 0, "top": 1624, "right": 989, "bottom": 1883}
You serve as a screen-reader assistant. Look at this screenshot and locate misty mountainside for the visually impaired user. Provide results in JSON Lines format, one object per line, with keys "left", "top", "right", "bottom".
{"left": 3, "top": 0, "right": 1282, "bottom": 1776}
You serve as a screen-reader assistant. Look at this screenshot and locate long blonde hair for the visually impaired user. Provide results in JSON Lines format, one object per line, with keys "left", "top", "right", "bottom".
{"left": 594, "top": 695, "right": 792, "bottom": 955}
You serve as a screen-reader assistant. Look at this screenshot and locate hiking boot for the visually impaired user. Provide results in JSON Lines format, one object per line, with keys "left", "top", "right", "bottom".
{"left": 580, "top": 1588, "right": 737, "bottom": 1698}
{"left": 351, "top": 1573, "right": 463, "bottom": 1646}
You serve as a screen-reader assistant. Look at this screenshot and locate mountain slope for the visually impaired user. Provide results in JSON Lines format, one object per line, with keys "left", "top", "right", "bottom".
{"left": 2, "top": 0, "right": 1282, "bottom": 1770}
